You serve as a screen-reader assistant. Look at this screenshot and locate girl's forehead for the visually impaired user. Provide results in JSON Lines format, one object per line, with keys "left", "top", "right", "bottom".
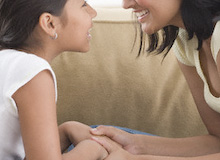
{"left": 66, "top": 0, "right": 83, "bottom": 5}
{"left": 63, "top": 0, "right": 83, "bottom": 8}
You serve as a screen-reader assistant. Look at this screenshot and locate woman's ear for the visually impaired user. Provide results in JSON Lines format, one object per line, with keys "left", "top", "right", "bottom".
{"left": 38, "top": 13, "right": 58, "bottom": 38}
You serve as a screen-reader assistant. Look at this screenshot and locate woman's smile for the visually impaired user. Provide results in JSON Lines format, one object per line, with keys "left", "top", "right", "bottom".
{"left": 134, "top": 9, "right": 149, "bottom": 23}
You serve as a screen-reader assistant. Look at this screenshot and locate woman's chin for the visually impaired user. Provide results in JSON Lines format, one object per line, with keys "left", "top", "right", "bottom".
{"left": 141, "top": 24, "right": 157, "bottom": 35}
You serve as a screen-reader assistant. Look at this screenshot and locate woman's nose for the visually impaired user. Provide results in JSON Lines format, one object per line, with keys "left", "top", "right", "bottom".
{"left": 122, "top": 0, "right": 137, "bottom": 9}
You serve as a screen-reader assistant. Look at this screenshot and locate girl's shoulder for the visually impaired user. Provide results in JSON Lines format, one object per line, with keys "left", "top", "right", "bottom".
{"left": 0, "top": 49, "right": 57, "bottom": 111}
{"left": 0, "top": 49, "right": 54, "bottom": 75}
{"left": 0, "top": 49, "right": 48, "bottom": 64}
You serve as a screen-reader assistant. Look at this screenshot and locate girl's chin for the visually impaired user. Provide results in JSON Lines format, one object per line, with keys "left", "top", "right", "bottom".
{"left": 80, "top": 46, "right": 90, "bottom": 53}
{"left": 69, "top": 45, "right": 90, "bottom": 53}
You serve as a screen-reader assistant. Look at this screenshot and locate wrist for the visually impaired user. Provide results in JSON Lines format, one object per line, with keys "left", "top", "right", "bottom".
{"left": 132, "top": 134, "right": 149, "bottom": 155}
{"left": 60, "top": 121, "right": 92, "bottom": 145}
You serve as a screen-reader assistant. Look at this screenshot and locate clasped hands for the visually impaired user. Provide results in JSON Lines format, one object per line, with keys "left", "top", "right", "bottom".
{"left": 62, "top": 122, "right": 137, "bottom": 160}
{"left": 90, "top": 125, "right": 137, "bottom": 160}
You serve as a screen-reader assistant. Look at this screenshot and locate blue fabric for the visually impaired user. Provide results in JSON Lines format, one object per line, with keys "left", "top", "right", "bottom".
{"left": 90, "top": 125, "right": 154, "bottom": 135}
{"left": 68, "top": 125, "right": 154, "bottom": 151}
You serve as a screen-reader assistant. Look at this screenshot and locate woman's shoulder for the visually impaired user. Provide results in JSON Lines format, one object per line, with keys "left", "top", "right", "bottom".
{"left": 173, "top": 29, "right": 198, "bottom": 66}
{"left": 211, "top": 21, "right": 220, "bottom": 63}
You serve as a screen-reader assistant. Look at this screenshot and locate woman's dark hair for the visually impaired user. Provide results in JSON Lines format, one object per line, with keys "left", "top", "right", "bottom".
{"left": 0, "top": 0, "right": 67, "bottom": 50}
{"left": 139, "top": 0, "right": 220, "bottom": 57}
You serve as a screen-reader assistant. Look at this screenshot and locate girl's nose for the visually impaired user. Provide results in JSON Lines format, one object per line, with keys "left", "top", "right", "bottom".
{"left": 88, "top": 5, "right": 97, "bottom": 18}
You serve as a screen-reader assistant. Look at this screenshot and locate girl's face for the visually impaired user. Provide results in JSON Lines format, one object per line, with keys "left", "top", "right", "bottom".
{"left": 57, "top": 0, "right": 97, "bottom": 52}
{"left": 123, "top": 0, "right": 183, "bottom": 35}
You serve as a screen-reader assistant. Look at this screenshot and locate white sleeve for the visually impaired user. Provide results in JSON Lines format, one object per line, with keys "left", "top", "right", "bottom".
{"left": 211, "top": 21, "right": 220, "bottom": 63}
{"left": 3, "top": 53, "right": 57, "bottom": 115}
{"left": 173, "top": 29, "right": 196, "bottom": 67}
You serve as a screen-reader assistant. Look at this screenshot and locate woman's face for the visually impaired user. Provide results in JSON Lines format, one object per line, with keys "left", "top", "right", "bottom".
{"left": 57, "top": 0, "right": 97, "bottom": 52}
{"left": 123, "top": 0, "right": 183, "bottom": 34}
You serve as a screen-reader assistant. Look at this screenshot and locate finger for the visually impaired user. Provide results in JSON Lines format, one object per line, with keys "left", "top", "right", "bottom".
{"left": 91, "top": 136, "right": 113, "bottom": 153}
{"left": 91, "top": 136, "right": 121, "bottom": 154}
{"left": 90, "top": 126, "right": 122, "bottom": 139}
{"left": 90, "top": 126, "right": 132, "bottom": 146}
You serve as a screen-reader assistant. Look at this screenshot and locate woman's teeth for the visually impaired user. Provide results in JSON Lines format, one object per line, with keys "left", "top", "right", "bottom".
{"left": 135, "top": 10, "right": 149, "bottom": 18}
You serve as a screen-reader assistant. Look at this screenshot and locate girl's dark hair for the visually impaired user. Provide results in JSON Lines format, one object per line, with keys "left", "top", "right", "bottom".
{"left": 0, "top": 0, "right": 67, "bottom": 50}
{"left": 139, "top": 0, "right": 220, "bottom": 57}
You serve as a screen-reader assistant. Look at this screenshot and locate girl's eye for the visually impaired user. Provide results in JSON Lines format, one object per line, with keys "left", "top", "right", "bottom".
{"left": 82, "top": 1, "right": 87, "bottom": 7}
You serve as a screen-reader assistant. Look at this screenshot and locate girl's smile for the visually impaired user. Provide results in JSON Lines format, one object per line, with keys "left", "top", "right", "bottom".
{"left": 87, "top": 28, "right": 92, "bottom": 41}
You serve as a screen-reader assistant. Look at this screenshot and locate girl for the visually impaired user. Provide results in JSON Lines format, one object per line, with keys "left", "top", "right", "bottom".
{"left": 90, "top": 0, "right": 220, "bottom": 159}
{"left": 0, "top": 0, "right": 108, "bottom": 159}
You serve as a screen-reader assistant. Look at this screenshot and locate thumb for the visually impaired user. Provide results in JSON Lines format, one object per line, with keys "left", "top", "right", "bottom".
{"left": 90, "top": 125, "right": 133, "bottom": 148}
{"left": 90, "top": 126, "right": 117, "bottom": 139}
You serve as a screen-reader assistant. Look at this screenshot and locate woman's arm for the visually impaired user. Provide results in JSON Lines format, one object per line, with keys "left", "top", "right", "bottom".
{"left": 90, "top": 60, "right": 220, "bottom": 157}
{"left": 91, "top": 134, "right": 220, "bottom": 160}
{"left": 91, "top": 125, "right": 220, "bottom": 157}
{"left": 13, "top": 70, "right": 107, "bottom": 160}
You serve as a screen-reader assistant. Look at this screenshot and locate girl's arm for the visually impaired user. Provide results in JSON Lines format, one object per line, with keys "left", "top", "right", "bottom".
{"left": 59, "top": 121, "right": 95, "bottom": 153}
{"left": 13, "top": 70, "right": 107, "bottom": 160}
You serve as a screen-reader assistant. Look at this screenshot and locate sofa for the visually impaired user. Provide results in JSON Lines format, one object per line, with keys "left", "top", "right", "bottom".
{"left": 51, "top": 4, "right": 208, "bottom": 138}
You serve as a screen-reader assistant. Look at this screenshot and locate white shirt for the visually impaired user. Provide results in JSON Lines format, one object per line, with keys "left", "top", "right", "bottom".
{"left": 0, "top": 49, "right": 57, "bottom": 160}
{"left": 173, "top": 21, "right": 220, "bottom": 113}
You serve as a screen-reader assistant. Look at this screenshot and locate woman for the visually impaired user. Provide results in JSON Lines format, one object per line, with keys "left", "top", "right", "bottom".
{"left": 90, "top": 0, "right": 220, "bottom": 159}
{"left": 0, "top": 0, "right": 108, "bottom": 159}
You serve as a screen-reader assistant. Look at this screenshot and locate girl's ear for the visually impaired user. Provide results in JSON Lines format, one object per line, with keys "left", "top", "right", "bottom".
{"left": 38, "top": 13, "right": 58, "bottom": 38}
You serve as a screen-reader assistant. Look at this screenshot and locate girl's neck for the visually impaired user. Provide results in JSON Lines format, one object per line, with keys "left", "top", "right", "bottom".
{"left": 20, "top": 47, "right": 58, "bottom": 63}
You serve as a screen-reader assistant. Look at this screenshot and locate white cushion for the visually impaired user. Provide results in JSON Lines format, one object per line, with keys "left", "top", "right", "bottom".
{"left": 93, "top": 8, "right": 133, "bottom": 22}
{"left": 88, "top": 0, "right": 123, "bottom": 8}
